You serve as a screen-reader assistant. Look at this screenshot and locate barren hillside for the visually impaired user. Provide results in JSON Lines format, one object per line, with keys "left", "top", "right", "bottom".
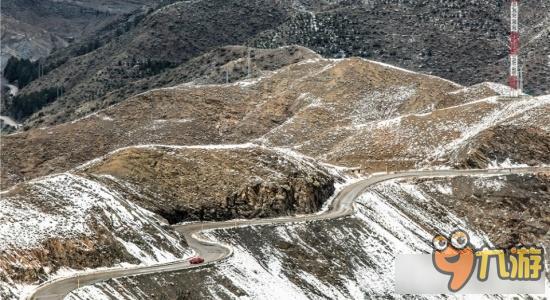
{"left": 0, "top": 144, "right": 339, "bottom": 298}
{"left": 65, "top": 172, "right": 550, "bottom": 299}
{"left": 82, "top": 145, "right": 339, "bottom": 223}
{"left": 2, "top": 57, "right": 548, "bottom": 189}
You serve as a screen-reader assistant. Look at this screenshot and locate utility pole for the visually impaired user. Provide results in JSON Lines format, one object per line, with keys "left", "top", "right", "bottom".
{"left": 247, "top": 47, "right": 251, "bottom": 79}
{"left": 225, "top": 68, "right": 229, "bottom": 84}
{"left": 508, "top": 0, "right": 520, "bottom": 97}
{"left": 519, "top": 66, "right": 523, "bottom": 94}
{"left": 287, "top": 66, "right": 291, "bottom": 88}
{"left": 150, "top": 96, "right": 154, "bottom": 142}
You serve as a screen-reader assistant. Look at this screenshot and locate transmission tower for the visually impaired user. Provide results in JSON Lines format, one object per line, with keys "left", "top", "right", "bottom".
{"left": 509, "top": 0, "right": 520, "bottom": 97}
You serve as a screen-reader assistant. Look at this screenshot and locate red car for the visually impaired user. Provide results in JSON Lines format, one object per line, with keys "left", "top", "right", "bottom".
{"left": 189, "top": 256, "right": 204, "bottom": 264}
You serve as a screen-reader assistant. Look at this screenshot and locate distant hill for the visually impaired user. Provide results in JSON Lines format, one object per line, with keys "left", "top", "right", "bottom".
{"left": 3, "top": 0, "right": 549, "bottom": 129}
{"left": 0, "top": 0, "right": 158, "bottom": 66}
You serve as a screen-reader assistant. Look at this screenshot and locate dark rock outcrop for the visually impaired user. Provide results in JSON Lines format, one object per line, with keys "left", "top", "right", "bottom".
{"left": 452, "top": 125, "right": 550, "bottom": 168}
{"left": 417, "top": 173, "right": 550, "bottom": 250}
{"left": 85, "top": 146, "right": 338, "bottom": 223}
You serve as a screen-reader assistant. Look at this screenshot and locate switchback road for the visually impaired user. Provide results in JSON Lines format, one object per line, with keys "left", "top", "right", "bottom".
{"left": 28, "top": 167, "right": 549, "bottom": 299}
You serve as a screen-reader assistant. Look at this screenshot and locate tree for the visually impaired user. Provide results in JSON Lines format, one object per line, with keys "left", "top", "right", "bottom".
{"left": 3, "top": 57, "right": 38, "bottom": 88}
{"left": 9, "top": 87, "right": 60, "bottom": 120}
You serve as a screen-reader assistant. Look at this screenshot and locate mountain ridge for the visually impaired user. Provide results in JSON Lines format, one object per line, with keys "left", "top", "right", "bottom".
{"left": 3, "top": 0, "right": 548, "bottom": 130}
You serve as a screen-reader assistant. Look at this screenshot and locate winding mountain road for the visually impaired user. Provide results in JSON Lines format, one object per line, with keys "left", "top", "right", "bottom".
{"left": 28, "top": 167, "right": 549, "bottom": 299}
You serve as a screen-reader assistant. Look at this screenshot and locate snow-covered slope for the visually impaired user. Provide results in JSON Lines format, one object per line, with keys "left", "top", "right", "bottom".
{"left": 66, "top": 173, "right": 549, "bottom": 299}
{"left": 0, "top": 173, "right": 191, "bottom": 299}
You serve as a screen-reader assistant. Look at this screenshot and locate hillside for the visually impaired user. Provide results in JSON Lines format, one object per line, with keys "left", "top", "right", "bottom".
{"left": 2, "top": 2, "right": 549, "bottom": 299}
{"left": 0, "top": 172, "right": 191, "bottom": 298}
{"left": 13, "top": 45, "right": 319, "bottom": 127}
{"left": 65, "top": 172, "right": 550, "bottom": 299}
{"left": 251, "top": 0, "right": 550, "bottom": 95}
{"left": 0, "top": 144, "right": 339, "bottom": 298}
{"left": 4, "top": 0, "right": 297, "bottom": 126}
{"left": 2, "top": 57, "right": 548, "bottom": 189}
{"left": 1, "top": 55, "right": 548, "bottom": 299}
{"left": 0, "top": 0, "right": 157, "bottom": 66}
{"left": 5, "top": 0, "right": 548, "bottom": 128}
{"left": 82, "top": 145, "right": 339, "bottom": 223}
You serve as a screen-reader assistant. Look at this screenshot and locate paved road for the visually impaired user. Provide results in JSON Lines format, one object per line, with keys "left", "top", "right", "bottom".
{"left": 28, "top": 167, "right": 549, "bottom": 299}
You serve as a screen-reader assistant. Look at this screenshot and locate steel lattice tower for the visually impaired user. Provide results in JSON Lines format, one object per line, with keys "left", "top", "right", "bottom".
{"left": 509, "top": 0, "right": 520, "bottom": 97}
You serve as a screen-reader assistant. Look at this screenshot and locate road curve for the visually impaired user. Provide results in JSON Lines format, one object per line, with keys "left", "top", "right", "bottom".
{"left": 28, "top": 167, "right": 549, "bottom": 299}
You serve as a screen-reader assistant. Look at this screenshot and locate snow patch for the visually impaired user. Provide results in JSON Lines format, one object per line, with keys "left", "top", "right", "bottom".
{"left": 488, "top": 158, "right": 529, "bottom": 169}
{"left": 215, "top": 245, "right": 309, "bottom": 300}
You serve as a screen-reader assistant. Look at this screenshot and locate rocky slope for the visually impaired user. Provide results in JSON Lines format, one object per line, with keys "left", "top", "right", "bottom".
{"left": 415, "top": 173, "right": 550, "bottom": 250}
{"left": 65, "top": 172, "right": 549, "bottom": 299}
{"left": 13, "top": 45, "right": 319, "bottom": 126}
{"left": 6, "top": 0, "right": 297, "bottom": 126}
{"left": 251, "top": 0, "right": 550, "bottom": 96}
{"left": 5, "top": 0, "right": 548, "bottom": 127}
{"left": 2, "top": 57, "right": 548, "bottom": 189}
{"left": 0, "top": 0, "right": 156, "bottom": 66}
{"left": 0, "top": 172, "right": 191, "bottom": 298}
{"left": 451, "top": 125, "right": 550, "bottom": 169}
{"left": 82, "top": 144, "right": 339, "bottom": 223}
{"left": 0, "top": 143, "right": 341, "bottom": 299}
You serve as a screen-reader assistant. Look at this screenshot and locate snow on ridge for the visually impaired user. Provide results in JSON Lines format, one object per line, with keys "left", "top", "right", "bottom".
{"left": 75, "top": 142, "right": 345, "bottom": 178}
{"left": 360, "top": 58, "right": 463, "bottom": 88}
{"left": 270, "top": 146, "right": 342, "bottom": 178}
{"left": 447, "top": 82, "right": 510, "bottom": 96}
{"left": 75, "top": 143, "right": 260, "bottom": 170}
{"left": 436, "top": 97, "right": 549, "bottom": 158}
{"left": 482, "top": 82, "right": 521, "bottom": 96}
{"left": 348, "top": 95, "right": 499, "bottom": 131}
